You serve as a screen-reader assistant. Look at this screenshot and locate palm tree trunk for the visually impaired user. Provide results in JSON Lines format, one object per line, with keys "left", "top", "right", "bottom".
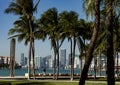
{"left": 79, "top": 0, "right": 100, "bottom": 84}
{"left": 94, "top": 56, "right": 97, "bottom": 79}
{"left": 83, "top": 38, "right": 86, "bottom": 57}
{"left": 56, "top": 40, "right": 59, "bottom": 80}
{"left": 80, "top": 56, "right": 82, "bottom": 75}
{"left": 116, "top": 51, "right": 119, "bottom": 78}
{"left": 106, "top": 1, "right": 115, "bottom": 85}
{"left": 70, "top": 38, "right": 73, "bottom": 80}
{"left": 98, "top": 50, "right": 101, "bottom": 76}
{"left": 28, "top": 38, "right": 32, "bottom": 80}
{"left": 71, "top": 36, "right": 76, "bottom": 81}
{"left": 53, "top": 49, "right": 56, "bottom": 80}
{"left": 32, "top": 39, "right": 35, "bottom": 79}
{"left": 76, "top": 37, "right": 83, "bottom": 75}
{"left": 28, "top": 18, "right": 33, "bottom": 80}
{"left": 10, "top": 38, "right": 16, "bottom": 77}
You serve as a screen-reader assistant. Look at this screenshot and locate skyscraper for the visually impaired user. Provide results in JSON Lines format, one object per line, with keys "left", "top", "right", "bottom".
{"left": 20, "top": 53, "right": 27, "bottom": 66}
{"left": 35, "top": 56, "right": 42, "bottom": 69}
{"left": 20, "top": 53, "right": 24, "bottom": 66}
{"left": 41, "top": 55, "right": 53, "bottom": 69}
{"left": 60, "top": 49, "right": 66, "bottom": 69}
{"left": 68, "top": 54, "right": 72, "bottom": 66}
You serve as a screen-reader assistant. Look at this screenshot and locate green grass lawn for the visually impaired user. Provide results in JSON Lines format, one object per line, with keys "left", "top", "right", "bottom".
{"left": 0, "top": 80, "right": 119, "bottom": 85}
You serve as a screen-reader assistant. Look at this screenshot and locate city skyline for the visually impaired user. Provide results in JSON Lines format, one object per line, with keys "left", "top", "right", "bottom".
{"left": 0, "top": 0, "right": 84, "bottom": 63}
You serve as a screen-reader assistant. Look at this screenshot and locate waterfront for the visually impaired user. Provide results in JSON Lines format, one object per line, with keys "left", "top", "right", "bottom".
{"left": 0, "top": 68, "right": 107, "bottom": 76}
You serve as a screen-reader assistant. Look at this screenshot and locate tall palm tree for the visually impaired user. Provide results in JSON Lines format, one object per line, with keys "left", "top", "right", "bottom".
{"left": 5, "top": 0, "right": 40, "bottom": 80}
{"left": 98, "top": 0, "right": 119, "bottom": 84}
{"left": 38, "top": 8, "right": 64, "bottom": 80}
{"left": 77, "top": 19, "right": 93, "bottom": 74}
{"left": 59, "top": 11, "right": 80, "bottom": 81}
{"left": 105, "top": 1, "right": 115, "bottom": 84}
{"left": 104, "top": 0, "right": 120, "bottom": 84}
{"left": 79, "top": 0, "right": 100, "bottom": 85}
{"left": 113, "top": 14, "right": 120, "bottom": 78}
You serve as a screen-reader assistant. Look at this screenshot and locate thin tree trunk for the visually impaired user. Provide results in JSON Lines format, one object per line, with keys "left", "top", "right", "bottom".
{"left": 70, "top": 38, "right": 73, "bottom": 81}
{"left": 76, "top": 37, "right": 83, "bottom": 75}
{"left": 56, "top": 40, "right": 59, "bottom": 80}
{"left": 98, "top": 50, "right": 101, "bottom": 76}
{"left": 94, "top": 56, "right": 97, "bottom": 79}
{"left": 83, "top": 39, "right": 86, "bottom": 57}
{"left": 106, "top": 1, "right": 115, "bottom": 85}
{"left": 80, "top": 56, "right": 82, "bottom": 75}
{"left": 32, "top": 40, "right": 35, "bottom": 79}
{"left": 53, "top": 49, "right": 56, "bottom": 80}
{"left": 10, "top": 38, "right": 15, "bottom": 77}
{"left": 28, "top": 18, "right": 33, "bottom": 80}
{"left": 116, "top": 52, "right": 119, "bottom": 78}
{"left": 79, "top": 0, "right": 100, "bottom": 84}
{"left": 28, "top": 38, "right": 32, "bottom": 80}
{"left": 71, "top": 36, "right": 76, "bottom": 81}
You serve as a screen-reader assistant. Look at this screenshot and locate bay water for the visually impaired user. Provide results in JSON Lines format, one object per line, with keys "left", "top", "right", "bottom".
{"left": 0, "top": 68, "right": 106, "bottom": 76}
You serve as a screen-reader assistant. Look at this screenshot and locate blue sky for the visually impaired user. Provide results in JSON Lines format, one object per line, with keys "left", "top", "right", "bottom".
{"left": 0, "top": 0, "right": 86, "bottom": 63}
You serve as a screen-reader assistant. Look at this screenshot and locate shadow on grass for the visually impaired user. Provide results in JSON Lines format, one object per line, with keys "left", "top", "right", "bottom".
{"left": 0, "top": 82, "right": 11, "bottom": 85}
{"left": 15, "top": 82, "right": 54, "bottom": 85}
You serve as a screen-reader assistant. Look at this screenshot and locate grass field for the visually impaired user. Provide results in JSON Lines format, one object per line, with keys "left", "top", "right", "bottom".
{"left": 0, "top": 80, "right": 120, "bottom": 85}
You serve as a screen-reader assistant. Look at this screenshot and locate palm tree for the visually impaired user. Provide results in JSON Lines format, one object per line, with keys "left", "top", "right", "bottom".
{"left": 113, "top": 14, "right": 120, "bottom": 78}
{"left": 59, "top": 11, "right": 80, "bottom": 81}
{"left": 38, "top": 8, "right": 64, "bottom": 80}
{"left": 5, "top": 0, "right": 40, "bottom": 80}
{"left": 105, "top": 1, "right": 114, "bottom": 84}
{"left": 79, "top": 0, "right": 100, "bottom": 85}
{"left": 104, "top": 0, "right": 120, "bottom": 84}
{"left": 77, "top": 19, "right": 93, "bottom": 75}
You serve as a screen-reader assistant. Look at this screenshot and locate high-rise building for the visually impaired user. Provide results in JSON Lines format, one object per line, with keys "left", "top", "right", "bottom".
{"left": 74, "top": 55, "right": 80, "bottom": 68}
{"left": 20, "top": 53, "right": 27, "bottom": 66}
{"left": 68, "top": 54, "right": 81, "bottom": 69}
{"left": 35, "top": 56, "right": 42, "bottom": 69}
{"left": 68, "top": 54, "right": 72, "bottom": 66}
{"left": 0, "top": 56, "right": 10, "bottom": 64}
{"left": 42, "top": 55, "right": 53, "bottom": 69}
{"left": 60, "top": 49, "right": 66, "bottom": 69}
{"left": 20, "top": 53, "right": 24, "bottom": 66}
{"left": 24, "top": 57, "right": 27, "bottom": 66}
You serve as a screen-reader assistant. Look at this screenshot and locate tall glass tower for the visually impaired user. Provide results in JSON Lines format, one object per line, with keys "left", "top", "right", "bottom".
{"left": 60, "top": 49, "right": 66, "bottom": 69}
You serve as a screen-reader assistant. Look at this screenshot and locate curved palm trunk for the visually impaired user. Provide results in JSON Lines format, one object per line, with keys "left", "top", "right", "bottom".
{"left": 106, "top": 1, "right": 115, "bottom": 85}
{"left": 10, "top": 38, "right": 16, "bottom": 77}
{"left": 79, "top": 0, "right": 100, "bottom": 85}
{"left": 28, "top": 18, "right": 33, "bottom": 80}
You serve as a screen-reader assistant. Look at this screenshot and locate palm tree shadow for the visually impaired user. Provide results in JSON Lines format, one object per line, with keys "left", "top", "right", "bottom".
{"left": 15, "top": 82, "right": 53, "bottom": 85}
{"left": 0, "top": 82, "right": 11, "bottom": 85}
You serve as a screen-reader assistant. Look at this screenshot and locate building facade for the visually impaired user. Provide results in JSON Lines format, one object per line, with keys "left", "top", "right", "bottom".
{"left": 0, "top": 56, "right": 10, "bottom": 64}
{"left": 20, "top": 53, "right": 27, "bottom": 67}
{"left": 60, "top": 49, "right": 66, "bottom": 69}
{"left": 35, "top": 56, "right": 42, "bottom": 69}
